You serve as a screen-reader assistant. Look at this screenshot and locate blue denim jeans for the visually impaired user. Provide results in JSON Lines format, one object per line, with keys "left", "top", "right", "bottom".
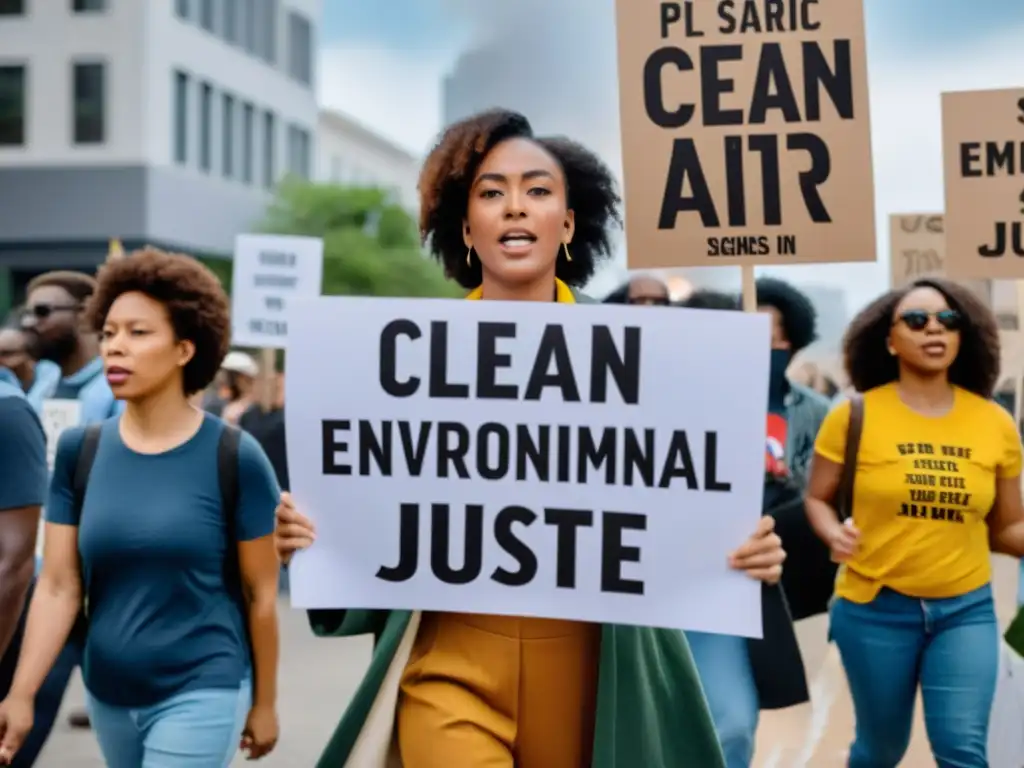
{"left": 830, "top": 584, "right": 998, "bottom": 768}
{"left": 86, "top": 679, "right": 251, "bottom": 768}
{"left": 685, "top": 631, "right": 759, "bottom": 768}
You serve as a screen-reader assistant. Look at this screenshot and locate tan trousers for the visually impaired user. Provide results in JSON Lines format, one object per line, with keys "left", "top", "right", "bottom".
{"left": 397, "top": 612, "right": 601, "bottom": 767}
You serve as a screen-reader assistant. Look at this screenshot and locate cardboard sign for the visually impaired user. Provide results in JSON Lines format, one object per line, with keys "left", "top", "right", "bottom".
{"left": 889, "top": 213, "right": 992, "bottom": 303}
{"left": 230, "top": 234, "right": 324, "bottom": 349}
{"left": 941, "top": 87, "right": 1024, "bottom": 280}
{"left": 615, "top": 0, "right": 876, "bottom": 268}
{"left": 285, "top": 296, "right": 770, "bottom": 637}
{"left": 41, "top": 398, "right": 83, "bottom": 472}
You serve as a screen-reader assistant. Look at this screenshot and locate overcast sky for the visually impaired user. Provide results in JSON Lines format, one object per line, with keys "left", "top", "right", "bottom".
{"left": 317, "top": 0, "right": 1024, "bottom": 310}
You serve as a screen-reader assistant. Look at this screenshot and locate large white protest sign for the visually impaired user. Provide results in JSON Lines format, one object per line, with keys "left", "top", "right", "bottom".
{"left": 230, "top": 234, "right": 323, "bottom": 348}
{"left": 286, "top": 298, "right": 770, "bottom": 637}
{"left": 41, "top": 399, "right": 82, "bottom": 472}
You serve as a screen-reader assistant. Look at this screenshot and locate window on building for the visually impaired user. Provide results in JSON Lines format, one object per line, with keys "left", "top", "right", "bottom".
{"left": 241, "top": 102, "right": 254, "bottom": 184}
{"left": 260, "top": 0, "right": 277, "bottom": 64}
{"left": 72, "top": 62, "right": 105, "bottom": 144}
{"left": 262, "top": 110, "right": 275, "bottom": 188}
{"left": 72, "top": 0, "right": 106, "bottom": 11}
{"left": 221, "top": 92, "right": 234, "bottom": 178}
{"left": 286, "top": 124, "right": 311, "bottom": 179}
{"left": 0, "top": 65, "right": 26, "bottom": 146}
{"left": 200, "top": 0, "right": 215, "bottom": 32}
{"left": 199, "top": 82, "right": 213, "bottom": 172}
{"left": 223, "top": 0, "right": 237, "bottom": 44}
{"left": 0, "top": 0, "right": 24, "bottom": 15}
{"left": 174, "top": 0, "right": 189, "bottom": 20}
{"left": 287, "top": 11, "right": 312, "bottom": 85}
{"left": 173, "top": 70, "right": 189, "bottom": 164}
{"left": 242, "top": 0, "right": 256, "bottom": 53}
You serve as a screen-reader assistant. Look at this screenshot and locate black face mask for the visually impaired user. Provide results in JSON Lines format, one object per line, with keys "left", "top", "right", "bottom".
{"left": 768, "top": 348, "right": 792, "bottom": 407}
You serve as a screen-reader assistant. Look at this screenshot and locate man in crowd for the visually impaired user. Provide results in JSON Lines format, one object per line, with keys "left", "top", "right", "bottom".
{"left": 0, "top": 370, "right": 47, "bottom": 767}
{"left": 204, "top": 350, "right": 259, "bottom": 424}
{"left": 0, "top": 320, "right": 58, "bottom": 411}
{"left": 602, "top": 273, "right": 671, "bottom": 305}
{"left": 10, "top": 271, "right": 121, "bottom": 753}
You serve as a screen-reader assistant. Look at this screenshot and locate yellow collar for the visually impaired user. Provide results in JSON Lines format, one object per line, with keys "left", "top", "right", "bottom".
{"left": 465, "top": 278, "right": 576, "bottom": 303}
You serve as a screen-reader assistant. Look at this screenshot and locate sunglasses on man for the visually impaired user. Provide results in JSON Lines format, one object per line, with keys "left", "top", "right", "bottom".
{"left": 22, "top": 303, "right": 80, "bottom": 320}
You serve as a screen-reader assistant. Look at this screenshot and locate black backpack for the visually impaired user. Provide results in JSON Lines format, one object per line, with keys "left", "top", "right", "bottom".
{"left": 69, "top": 423, "right": 243, "bottom": 633}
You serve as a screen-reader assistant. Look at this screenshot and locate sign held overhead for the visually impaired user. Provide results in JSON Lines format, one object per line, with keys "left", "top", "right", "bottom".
{"left": 941, "top": 88, "right": 1024, "bottom": 280}
{"left": 615, "top": 0, "right": 876, "bottom": 269}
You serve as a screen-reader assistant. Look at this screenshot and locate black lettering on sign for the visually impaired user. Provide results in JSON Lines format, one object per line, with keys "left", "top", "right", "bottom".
{"left": 320, "top": 420, "right": 733, "bottom": 490}
{"left": 376, "top": 320, "right": 641, "bottom": 404}
{"left": 375, "top": 503, "right": 646, "bottom": 594}
{"left": 258, "top": 250, "right": 297, "bottom": 266}
{"left": 659, "top": 2, "right": 705, "bottom": 38}
{"left": 1018, "top": 97, "right": 1024, "bottom": 123}
{"left": 253, "top": 274, "right": 297, "bottom": 289}
{"left": 248, "top": 318, "right": 287, "bottom": 336}
{"left": 657, "top": 133, "right": 831, "bottom": 229}
{"left": 978, "top": 222, "right": 1024, "bottom": 258}
{"left": 899, "top": 215, "right": 943, "bottom": 235}
{"left": 959, "top": 141, "right": 1023, "bottom": 177}
{"left": 716, "top": 0, "right": 822, "bottom": 34}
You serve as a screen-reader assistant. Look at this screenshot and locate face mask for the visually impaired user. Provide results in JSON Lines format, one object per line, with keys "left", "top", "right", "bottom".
{"left": 768, "top": 349, "right": 792, "bottom": 404}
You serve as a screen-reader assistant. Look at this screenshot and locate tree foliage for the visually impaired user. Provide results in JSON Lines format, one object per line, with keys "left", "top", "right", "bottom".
{"left": 258, "top": 178, "right": 461, "bottom": 298}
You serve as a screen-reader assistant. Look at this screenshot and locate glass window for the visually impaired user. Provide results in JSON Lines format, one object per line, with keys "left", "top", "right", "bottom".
{"left": 0, "top": 65, "right": 26, "bottom": 146}
{"left": 72, "top": 62, "right": 105, "bottom": 144}
{"left": 173, "top": 70, "right": 189, "bottom": 164}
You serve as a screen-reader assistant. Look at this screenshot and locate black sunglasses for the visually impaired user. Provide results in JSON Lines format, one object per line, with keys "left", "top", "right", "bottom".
{"left": 897, "top": 309, "right": 962, "bottom": 332}
{"left": 23, "top": 303, "right": 79, "bottom": 320}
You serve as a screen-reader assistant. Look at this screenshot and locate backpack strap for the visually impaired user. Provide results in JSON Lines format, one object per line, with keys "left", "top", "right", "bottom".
{"left": 72, "top": 424, "right": 103, "bottom": 514}
{"left": 836, "top": 394, "right": 864, "bottom": 521}
{"left": 218, "top": 424, "right": 241, "bottom": 541}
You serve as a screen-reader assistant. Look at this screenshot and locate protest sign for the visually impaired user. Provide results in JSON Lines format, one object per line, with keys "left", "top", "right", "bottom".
{"left": 614, "top": 0, "right": 876, "bottom": 269}
{"left": 889, "top": 213, "right": 991, "bottom": 302}
{"left": 230, "top": 234, "right": 323, "bottom": 349}
{"left": 285, "top": 297, "right": 770, "bottom": 637}
{"left": 941, "top": 88, "right": 1024, "bottom": 280}
{"left": 41, "top": 399, "right": 82, "bottom": 472}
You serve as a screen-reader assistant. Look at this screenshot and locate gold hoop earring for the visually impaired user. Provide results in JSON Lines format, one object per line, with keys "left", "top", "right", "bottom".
{"left": 562, "top": 242, "right": 572, "bottom": 262}
{"left": 466, "top": 247, "right": 472, "bottom": 267}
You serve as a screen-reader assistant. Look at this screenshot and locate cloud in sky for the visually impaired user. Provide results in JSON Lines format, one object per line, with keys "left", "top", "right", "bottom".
{"left": 318, "top": 0, "right": 1024, "bottom": 308}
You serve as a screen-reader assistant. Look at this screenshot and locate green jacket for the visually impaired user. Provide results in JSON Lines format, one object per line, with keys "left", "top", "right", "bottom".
{"left": 307, "top": 610, "right": 726, "bottom": 767}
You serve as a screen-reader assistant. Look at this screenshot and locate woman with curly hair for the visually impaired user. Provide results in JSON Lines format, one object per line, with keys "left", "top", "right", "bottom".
{"left": 0, "top": 249, "right": 281, "bottom": 767}
{"left": 274, "top": 108, "right": 785, "bottom": 767}
{"left": 806, "top": 278, "right": 1024, "bottom": 766}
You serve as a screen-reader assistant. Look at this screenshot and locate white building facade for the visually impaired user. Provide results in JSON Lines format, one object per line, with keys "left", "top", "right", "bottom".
{"left": 316, "top": 109, "right": 420, "bottom": 214}
{"left": 0, "top": 0, "right": 319, "bottom": 307}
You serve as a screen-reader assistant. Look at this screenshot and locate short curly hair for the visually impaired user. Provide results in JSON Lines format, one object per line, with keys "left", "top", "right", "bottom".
{"left": 26, "top": 270, "right": 97, "bottom": 303}
{"left": 755, "top": 277, "right": 817, "bottom": 352}
{"left": 843, "top": 278, "right": 999, "bottom": 397}
{"left": 419, "top": 108, "right": 621, "bottom": 289}
{"left": 680, "top": 289, "right": 740, "bottom": 311}
{"left": 85, "top": 247, "right": 231, "bottom": 396}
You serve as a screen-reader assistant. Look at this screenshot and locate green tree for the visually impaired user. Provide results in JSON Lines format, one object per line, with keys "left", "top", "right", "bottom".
{"left": 258, "top": 178, "right": 461, "bottom": 298}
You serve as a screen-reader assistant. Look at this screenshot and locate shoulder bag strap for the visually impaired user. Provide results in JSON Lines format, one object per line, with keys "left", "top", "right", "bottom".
{"left": 72, "top": 424, "right": 103, "bottom": 514}
{"left": 836, "top": 394, "right": 864, "bottom": 521}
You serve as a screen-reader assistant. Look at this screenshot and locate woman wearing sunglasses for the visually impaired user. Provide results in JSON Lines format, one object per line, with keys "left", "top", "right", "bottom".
{"left": 805, "top": 278, "right": 1024, "bottom": 767}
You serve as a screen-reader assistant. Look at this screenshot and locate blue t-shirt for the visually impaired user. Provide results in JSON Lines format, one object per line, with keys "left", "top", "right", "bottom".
{"left": 46, "top": 414, "right": 279, "bottom": 707}
{"left": 0, "top": 379, "right": 47, "bottom": 511}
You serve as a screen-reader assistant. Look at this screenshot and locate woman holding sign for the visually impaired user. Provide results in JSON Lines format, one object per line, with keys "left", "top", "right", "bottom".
{"left": 276, "top": 108, "right": 786, "bottom": 767}
{"left": 806, "top": 278, "right": 1024, "bottom": 767}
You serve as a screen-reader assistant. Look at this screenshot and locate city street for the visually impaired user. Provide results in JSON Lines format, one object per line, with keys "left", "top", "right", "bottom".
{"left": 40, "top": 557, "right": 1020, "bottom": 767}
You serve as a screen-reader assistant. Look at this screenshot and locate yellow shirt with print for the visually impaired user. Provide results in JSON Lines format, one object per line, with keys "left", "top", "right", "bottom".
{"left": 814, "top": 383, "right": 1022, "bottom": 604}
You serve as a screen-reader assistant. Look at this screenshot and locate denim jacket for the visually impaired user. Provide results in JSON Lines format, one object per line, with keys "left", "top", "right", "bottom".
{"left": 783, "top": 381, "right": 830, "bottom": 488}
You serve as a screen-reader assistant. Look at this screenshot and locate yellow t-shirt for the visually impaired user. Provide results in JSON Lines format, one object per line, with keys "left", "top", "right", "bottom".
{"left": 814, "top": 383, "right": 1022, "bottom": 603}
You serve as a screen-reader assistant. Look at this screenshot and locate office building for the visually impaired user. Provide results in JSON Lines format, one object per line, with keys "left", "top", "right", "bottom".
{"left": 317, "top": 109, "right": 420, "bottom": 215}
{"left": 0, "top": 0, "right": 318, "bottom": 311}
